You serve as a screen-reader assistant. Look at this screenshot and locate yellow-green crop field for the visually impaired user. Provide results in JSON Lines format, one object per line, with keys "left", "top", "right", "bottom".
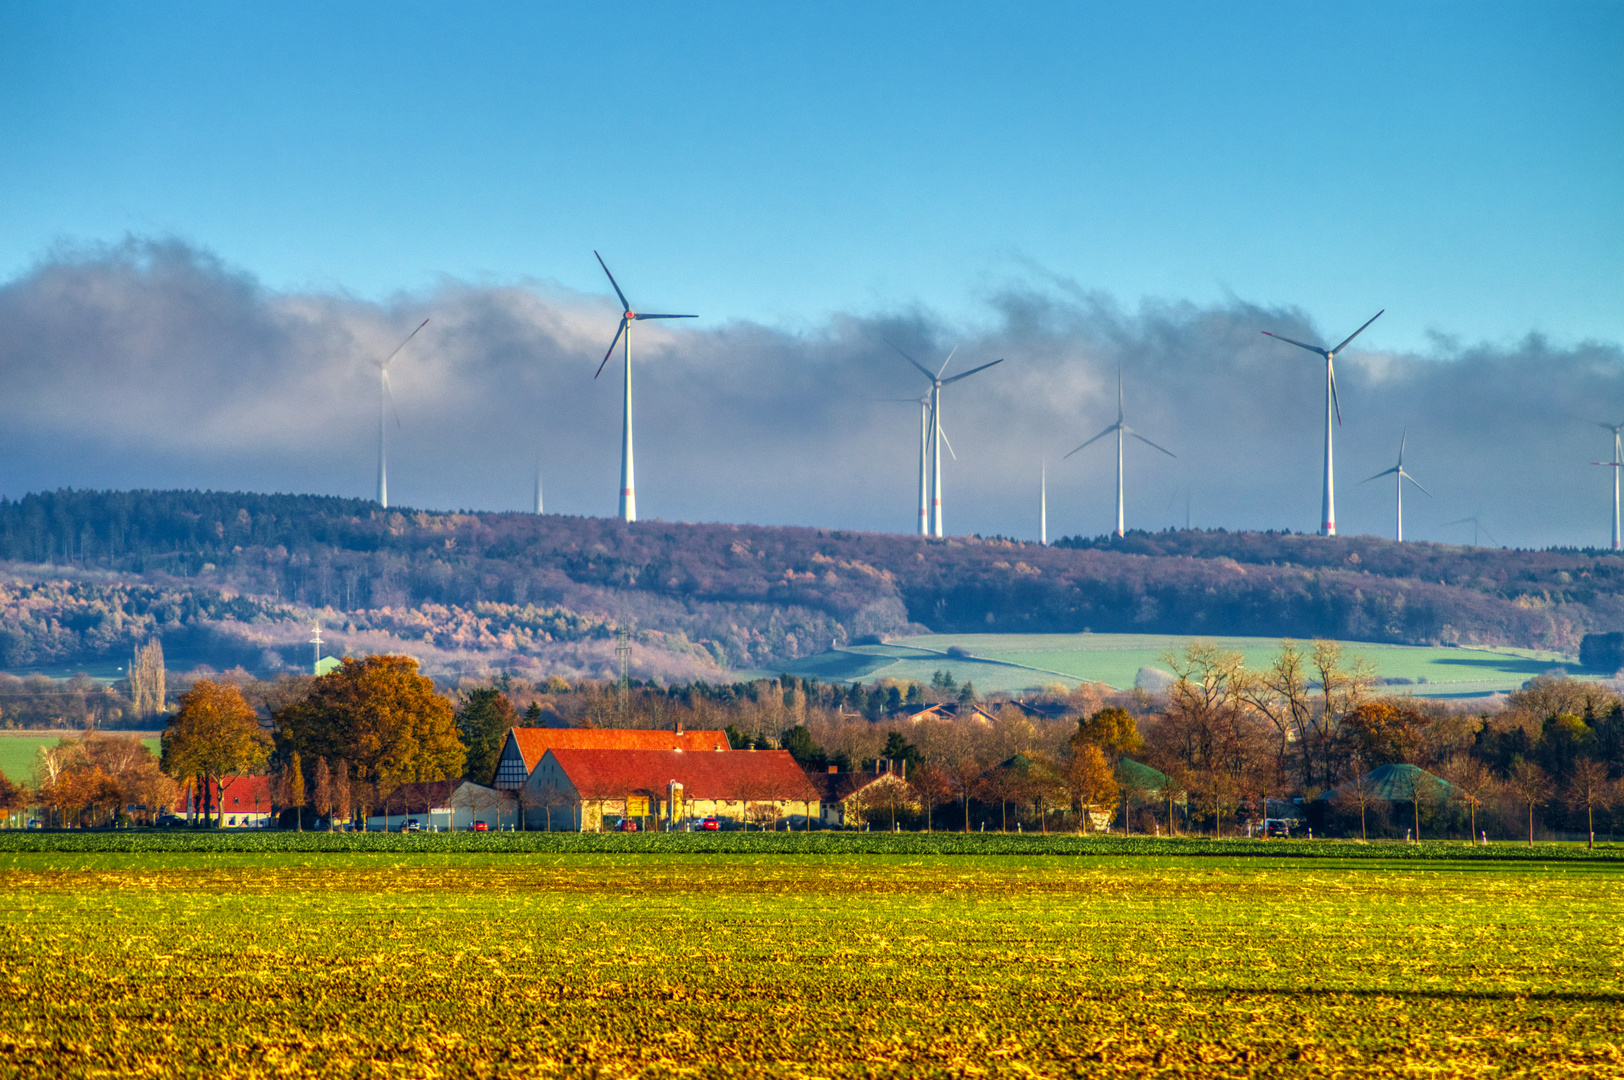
{"left": 1, "top": 853, "right": 1621, "bottom": 1078}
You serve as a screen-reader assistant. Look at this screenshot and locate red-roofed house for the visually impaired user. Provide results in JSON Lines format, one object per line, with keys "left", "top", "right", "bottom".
{"left": 178, "top": 776, "right": 275, "bottom": 828}
{"left": 527, "top": 748, "right": 818, "bottom": 831}
{"left": 492, "top": 726, "right": 730, "bottom": 789}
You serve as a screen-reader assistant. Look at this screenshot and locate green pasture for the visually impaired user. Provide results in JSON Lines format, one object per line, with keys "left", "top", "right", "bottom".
{"left": 0, "top": 731, "right": 161, "bottom": 784}
{"left": 1, "top": 852, "right": 1619, "bottom": 1077}
{"left": 759, "top": 631, "right": 1582, "bottom": 697}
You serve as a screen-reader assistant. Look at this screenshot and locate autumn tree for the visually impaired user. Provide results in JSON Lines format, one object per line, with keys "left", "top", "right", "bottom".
{"left": 1504, "top": 761, "right": 1550, "bottom": 846}
{"left": 0, "top": 774, "right": 29, "bottom": 827}
{"left": 313, "top": 757, "right": 334, "bottom": 831}
{"left": 284, "top": 751, "right": 306, "bottom": 831}
{"left": 1342, "top": 701, "right": 1427, "bottom": 768}
{"left": 1564, "top": 758, "right": 1617, "bottom": 849}
{"left": 1065, "top": 743, "right": 1119, "bottom": 833}
{"left": 273, "top": 655, "right": 465, "bottom": 795}
{"left": 456, "top": 688, "right": 518, "bottom": 785}
{"left": 160, "top": 681, "right": 271, "bottom": 827}
{"left": 331, "top": 759, "right": 352, "bottom": 829}
{"left": 1073, "top": 706, "right": 1142, "bottom": 760}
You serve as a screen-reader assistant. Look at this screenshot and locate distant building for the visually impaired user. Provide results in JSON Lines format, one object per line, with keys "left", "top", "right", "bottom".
{"left": 524, "top": 748, "right": 817, "bottom": 831}
{"left": 809, "top": 762, "right": 918, "bottom": 827}
{"left": 178, "top": 776, "right": 274, "bottom": 828}
{"left": 492, "top": 725, "right": 731, "bottom": 790}
{"left": 367, "top": 779, "right": 513, "bottom": 831}
{"left": 902, "top": 702, "right": 1002, "bottom": 724}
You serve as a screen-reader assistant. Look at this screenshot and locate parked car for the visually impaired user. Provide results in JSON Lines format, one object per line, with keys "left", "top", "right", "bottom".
{"left": 615, "top": 819, "right": 639, "bottom": 832}
{"left": 405, "top": 819, "right": 423, "bottom": 832}
{"left": 470, "top": 821, "right": 489, "bottom": 832}
{"left": 700, "top": 816, "right": 721, "bottom": 831}
{"left": 154, "top": 814, "right": 183, "bottom": 828}
{"left": 1263, "top": 820, "right": 1292, "bottom": 838}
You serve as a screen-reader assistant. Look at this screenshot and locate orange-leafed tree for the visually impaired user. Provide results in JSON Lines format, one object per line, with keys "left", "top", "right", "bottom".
{"left": 161, "top": 680, "right": 272, "bottom": 827}
{"left": 274, "top": 656, "right": 464, "bottom": 795}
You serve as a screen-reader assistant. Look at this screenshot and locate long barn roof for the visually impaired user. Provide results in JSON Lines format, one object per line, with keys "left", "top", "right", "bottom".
{"left": 507, "top": 727, "right": 730, "bottom": 771}
{"left": 543, "top": 748, "right": 817, "bottom": 801}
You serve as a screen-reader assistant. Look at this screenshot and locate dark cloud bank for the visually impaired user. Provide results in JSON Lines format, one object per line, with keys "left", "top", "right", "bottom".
{"left": 2, "top": 238, "right": 1620, "bottom": 551}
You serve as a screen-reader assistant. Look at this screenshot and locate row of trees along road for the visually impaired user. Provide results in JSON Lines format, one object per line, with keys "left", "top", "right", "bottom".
{"left": 160, "top": 655, "right": 463, "bottom": 827}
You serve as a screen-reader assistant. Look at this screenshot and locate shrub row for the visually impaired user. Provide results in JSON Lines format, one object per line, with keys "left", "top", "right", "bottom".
{"left": 1, "top": 830, "right": 1619, "bottom": 860}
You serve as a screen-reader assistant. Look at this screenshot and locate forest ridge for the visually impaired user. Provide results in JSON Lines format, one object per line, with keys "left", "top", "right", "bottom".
{"left": 0, "top": 488, "right": 1619, "bottom": 678}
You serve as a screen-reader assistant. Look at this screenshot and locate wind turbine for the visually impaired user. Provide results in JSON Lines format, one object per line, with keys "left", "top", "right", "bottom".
{"left": 1592, "top": 420, "right": 1624, "bottom": 551}
{"left": 1063, "top": 370, "right": 1174, "bottom": 538}
{"left": 1262, "top": 309, "right": 1383, "bottom": 536}
{"left": 1444, "top": 514, "right": 1496, "bottom": 548}
{"left": 1360, "top": 429, "right": 1430, "bottom": 541}
{"left": 374, "top": 318, "right": 429, "bottom": 508}
{"left": 887, "top": 342, "right": 1002, "bottom": 537}
{"left": 534, "top": 461, "right": 544, "bottom": 516}
{"left": 593, "top": 252, "right": 696, "bottom": 522}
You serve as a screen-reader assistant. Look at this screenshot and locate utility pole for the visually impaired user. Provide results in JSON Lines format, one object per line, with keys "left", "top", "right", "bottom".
{"left": 615, "top": 627, "right": 631, "bottom": 715}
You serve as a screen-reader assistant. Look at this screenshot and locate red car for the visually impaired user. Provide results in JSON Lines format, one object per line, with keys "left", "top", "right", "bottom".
{"left": 700, "top": 817, "right": 721, "bottom": 831}
{"left": 615, "top": 819, "right": 639, "bottom": 832}
{"left": 470, "top": 821, "right": 489, "bottom": 832}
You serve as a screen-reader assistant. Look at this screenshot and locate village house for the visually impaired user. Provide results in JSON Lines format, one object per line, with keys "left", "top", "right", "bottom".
{"left": 902, "top": 702, "right": 1003, "bottom": 724}
{"left": 491, "top": 725, "right": 731, "bottom": 791}
{"left": 367, "top": 778, "right": 514, "bottom": 831}
{"left": 178, "top": 776, "right": 274, "bottom": 828}
{"left": 522, "top": 748, "right": 818, "bottom": 831}
{"left": 810, "top": 761, "right": 919, "bottom": 828}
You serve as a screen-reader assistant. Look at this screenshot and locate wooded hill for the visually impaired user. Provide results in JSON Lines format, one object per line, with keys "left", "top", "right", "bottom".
{"left": 0, "top": 488, "right": 1619, "bottom": 678}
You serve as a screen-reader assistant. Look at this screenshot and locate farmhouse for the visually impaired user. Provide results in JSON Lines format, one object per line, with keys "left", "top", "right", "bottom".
{"left": 367, "top": 779, "right": 514, "bottom": 831}
{"left": 810, "top": 763, "right": 919, "bottom": 828}
{"left": 523, "top": 748, "right": 818, "bottom": 831}
{"left": 178, "top": 776, "right": 274, "bottom": 827}
{"left": 492, "top": 725, "right": 730, "bottom": 790}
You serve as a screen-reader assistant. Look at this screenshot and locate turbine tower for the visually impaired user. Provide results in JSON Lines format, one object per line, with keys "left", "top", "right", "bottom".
{"left": 593, "top": 252, "right": 696, "bottom": 522}
{"left": 1444, "top": 514, "right": 1496, "bottom": 547}
{"left": 534, "top": 461, "right": 544, "bottom": 516}
{"left": 1592, "top": 421, "right": 1624, "bottom": 551}
{"left": 887, "top": 342, "right": 1002, "bottom": 537}
{"left": 1063, "top": 370, "right": 1174, "bottom": 538}
{"left": 1360, "top": 429, "right": 1430, "bottom": 541}
{"left": 1040, "top": 462, "right": 1047, "bottom": 546}
{"left": 1262, "top": 309, "right": 1383, "bottom": 536}
{"left": 374, "top": 318, "right": 429, "bottom": 508}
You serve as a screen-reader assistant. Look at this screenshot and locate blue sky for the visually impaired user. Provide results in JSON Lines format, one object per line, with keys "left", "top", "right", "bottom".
{"left": 0, "top": 3, "right": 1621, "bottom": 547}
{"left": 3, "top": 2, "right": 1619, "bottom": 351}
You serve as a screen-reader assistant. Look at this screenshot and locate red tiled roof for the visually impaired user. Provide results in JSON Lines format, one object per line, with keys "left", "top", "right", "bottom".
{"left": 544, "top": 749, "right": 818, "bottom": 802}
{"left": 509, "top": 727, "right": 730, "bottom": 770}
{"left": 181, "top": 775, "right": 274, "bottom": 812}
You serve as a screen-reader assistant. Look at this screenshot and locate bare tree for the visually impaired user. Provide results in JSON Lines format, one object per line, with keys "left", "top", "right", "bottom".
{"left": 1438, "top": 755, "right": 1491, "bottom": 843}
{"left": 1564, "top": 759, "right": 1617, "bottom": 850}
{"left": 1330, "top": 758, "right": 1384, "bottom": 840}
{"left": 1390, "top": 767, "right": 1445, "bottom": 842}
{"left": 313, "top": 757, "right": 334, "bottom": 831}
{"left": 1504, "top": 761, "right": 1551, "bottom": 846}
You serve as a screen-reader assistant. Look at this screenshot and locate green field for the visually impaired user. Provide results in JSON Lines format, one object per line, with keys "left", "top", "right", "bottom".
{"left": 0, "top": 731, "right": 162, "bottom": 784}
{"left": 758, "top": 632, "right": 1583, "bottom": 697}
{"left": 1, "top": 850, "right": 1619, "bottom": 1078}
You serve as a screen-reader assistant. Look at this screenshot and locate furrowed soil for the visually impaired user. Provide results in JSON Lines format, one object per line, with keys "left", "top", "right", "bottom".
{"left": 1, "top": 853, "right": 1620, "bottom": 1078}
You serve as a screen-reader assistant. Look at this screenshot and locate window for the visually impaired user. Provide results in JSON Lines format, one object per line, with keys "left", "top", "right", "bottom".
{"left": 495, "top": 744, "right": 531, "bottom": 789}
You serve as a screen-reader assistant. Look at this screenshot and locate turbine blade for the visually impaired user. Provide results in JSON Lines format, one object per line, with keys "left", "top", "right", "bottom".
{"left": 1261, "top": 330, "right": 1327, "bottom": 356}
{"left": 1398, "top": 428, "right": 1407, "bottom": 465}
{"left": 594, "top": 251, "right": 630, "bottom": 312}
{"left": 594, "top": 318, "right": 627, "bottom": 379}
{"left": 1400, "top": 470, "right": 1432, "bottom": 497}
{"left": 936, "top": 346, "right": 958, "bottom": 379}
{"left": 632, "top": 313, "right": 698, "bottom": 320}
{"left": 1330, "top": 309, "right": 1384, "bottom": 356}
{"left": 382, "top": 370, "right": 402, "bottom": 429}
{"left": 379, "top": 318, "right": 430, "bottom": 370}
{"left": 885, "top": 339, "right": 938, "bottom": 383}
{"left": 1128, "top": 430, "right": 1176, "bottom": 457}
{"left": 939, "top": 426, "right": 958, "bottom": 461}
{"left": 1442, "top": 516, "right": 1475, "bottom": 527}
{"left": 1479, "top": 524, "right": 1498, "bottom": 545}
{"left": 940, "top": 357, "right": 1005, "bottom": 385}
{"left": 1329, "top": 359, "right": 1343, "bottom": 426}
{"left": 1360, "top": 466, "right": 1399, "bottom": 484}
{"left": 1062, "top": 424, "right": 1119, "bottom": 459}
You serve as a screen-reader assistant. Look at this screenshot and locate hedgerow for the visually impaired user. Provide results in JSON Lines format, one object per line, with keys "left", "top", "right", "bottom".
{"left": 1, "top": 829, "right": 1618, "bottom": 860}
